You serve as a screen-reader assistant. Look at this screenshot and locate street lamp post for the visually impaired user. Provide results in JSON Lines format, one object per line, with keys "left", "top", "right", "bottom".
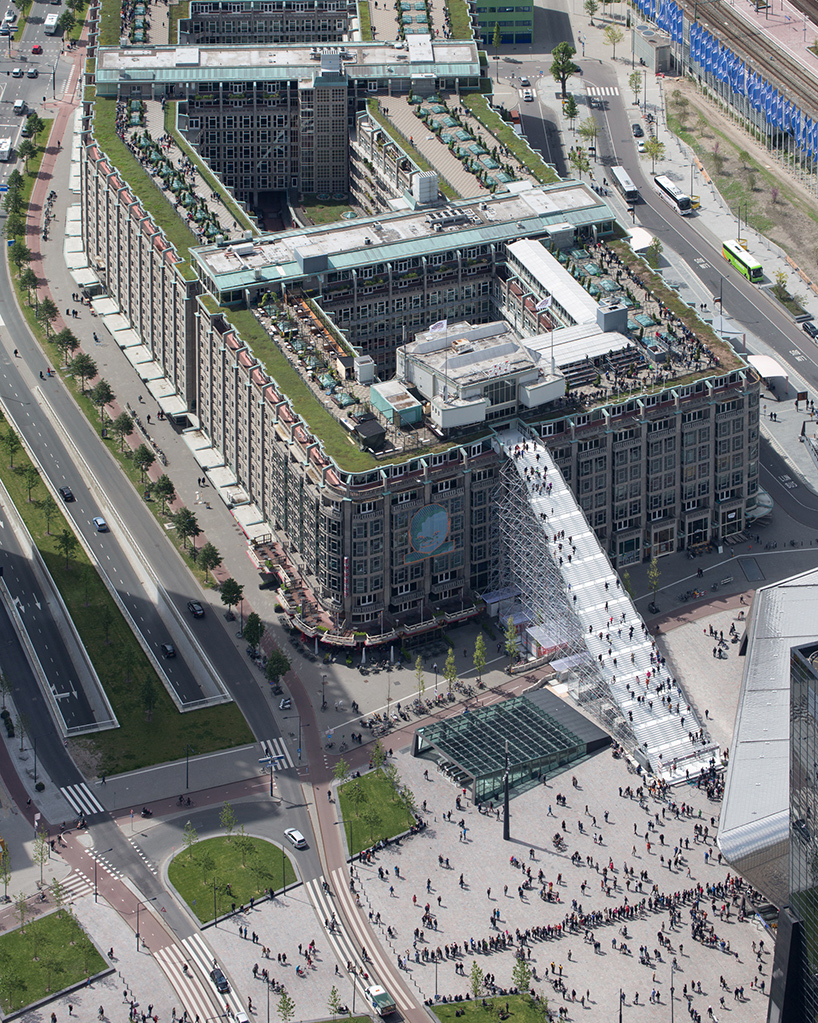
{"left": 435, "top": 959, "right": 439, "bottom": 998}
{"left": 321, "top": 673, "right": 327, "bottom": 710}
{"left": 33, "top": 736, "right": 37, "bottom": 785}
{"left": 670, "top": 961, "right": 677, "bottom": 1023}
{"left": 93, "top": 847, "right": 113, "bottom": 902}
{"left": 213, "top": 875, "right": 218, "bottom": 925}
{"left": 433, "top": 662, "right": 438, "bottom": 699}
{"left": 185, "top": 744, "right": 195, "bottom": 790}
{"left": 135, "top": 896, "right": 157, "bottom": 951}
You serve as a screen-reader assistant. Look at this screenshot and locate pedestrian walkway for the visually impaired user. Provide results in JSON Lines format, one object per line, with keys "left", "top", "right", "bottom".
{"left": 60, "top": 782, "right": 106, "bottom": 817}
{"left": 500, "top": 428, "right": 715, "bottom": 781}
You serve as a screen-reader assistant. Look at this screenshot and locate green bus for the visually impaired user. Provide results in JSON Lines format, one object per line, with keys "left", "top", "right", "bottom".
{"left": 723, "top": 239, "right": 763, "bottom": 283}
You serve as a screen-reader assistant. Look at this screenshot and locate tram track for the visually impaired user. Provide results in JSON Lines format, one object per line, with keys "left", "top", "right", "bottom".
{"left": 673, "top": 0, "right": 818, "bottom": 118}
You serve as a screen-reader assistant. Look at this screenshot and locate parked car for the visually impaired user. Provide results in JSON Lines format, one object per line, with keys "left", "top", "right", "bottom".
{"left": 284, "top": 827, "right": 307, "bottom": 849}
{"left": 802, "top": 321, "right": 818, "bottom": 339}
{"left": 187, "top": 600, "right": 205, "bottom": 618}
{"left": 632, "top": 123, "right": 644, "bottom": 137}
{"left": 59, "top": 486, "right": 74, "bottom": 502}
{"left": 92, "top": 516, "right": 108, "bottom": 532}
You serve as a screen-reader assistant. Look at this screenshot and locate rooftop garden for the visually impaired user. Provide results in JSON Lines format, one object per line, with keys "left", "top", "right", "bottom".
{"left": 212, "top": 305, "right": 380, "bottom": 472}
{"left": 92, "top": 97, "right": 199, "bottom": 280}
{"left": 367, "top": 98, "right": 459, "bottom": 200}
{"left": 461, "top": 92, "right": 561, "bottom": 186}
{"left": 358, "top": 0, "right": 373, "bottom": 40}
{"left": 446, "top": 0, "right": 473, "bottom": 39}
{"left": 169, "top": 0, "right": 190, "bottom": 43}
{"left": 164, "top": 101, "right": 256, "bottom": 234}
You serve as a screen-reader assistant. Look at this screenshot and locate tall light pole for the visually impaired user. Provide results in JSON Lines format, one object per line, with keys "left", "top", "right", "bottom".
{"left": 135, "top": 895, "right": 157, "bottom": 950}
{"left": 185, "top": 744, "right": 195, "bottom": 789}
{"left": 502, "top": 739, "right": 510, "bottom": 841}
{"left": 321, "top": 673, "right": 327, "bottom": 711}
{"left": 94, "top": 847, "right": 113, "bottom": 902}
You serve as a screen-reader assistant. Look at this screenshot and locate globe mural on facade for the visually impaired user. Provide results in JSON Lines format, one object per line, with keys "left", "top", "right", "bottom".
{"left": 405, "top": 503, "right": 456, "bottom": 564}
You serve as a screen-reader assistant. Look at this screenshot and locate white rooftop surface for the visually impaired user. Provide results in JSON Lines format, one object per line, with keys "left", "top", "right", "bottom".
{"left": 103, "top": 313, "right": 131, "bottom": 334}
{"left": 99, "top": 39, "right": 477, "bottom": 72}
{"left": 232, "top": 503, "right": 264, "bottom": 530}
{"left": 497, "top": 428, "right": 715, "bottom": 782}
{"left": 183, "top": 429, "right": 216, "bottom": 452}
{"left": 525, "top": 323, "right": 635, "bottom": 368}
{"left": 208, "top": 464, "right": 238, "bottom": 489}
{"left": 125, "top": 345, "right": 153, "bottom": 368}
{"left": 717, "top": 569, "right": 818, "bottom": 905}
{"left": 92, "top": 297, "right": 119, "bottom": 316}
{"left": 182, "top": 431, "right": 226, "bottom": 469}
{"left": 507, "top": 238, "right": 598, "bottom": 326}
{"left": 196, "top": 184, "right": 603, "bottom": 281}
{"left": 139, "top": 360, "right": 167, "bottom": 382}
{"left": 114, "top": 328, "right": 144, "bottom": 349}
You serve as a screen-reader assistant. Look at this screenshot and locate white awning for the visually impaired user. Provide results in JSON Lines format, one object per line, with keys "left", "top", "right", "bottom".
{"left": 113, "top": 328, "right": 142, "bottom": 349}
{"left": 208, "top": 464, "right": 237, "bottom": 489}
{"left": 156, "top": 392, "right": 188, "bottom": 416}
{"left": 748, "top": 354, "right": 789, "bottom": 390}
{"left": 103, "top": 313, "right": 130, "bottom": 334}
{"left": 92, "top": 297, "right": 119, "bottom": 316}
{"left": 125, "top": 345, "right": 153, "bottom": 368}
{"left": 138, "top": 360, "right": 165, "bottom": 382}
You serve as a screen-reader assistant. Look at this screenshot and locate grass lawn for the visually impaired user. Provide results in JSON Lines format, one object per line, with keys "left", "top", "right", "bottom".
{"left": 0, "top": 909, "right": 107, "bottom": 1013}
{"left": 68, "top": 2, "right": 90, "bottom": 41}
{"left": 301, "top": 195, "right": 354, "bottom": 226}
{"left": 0, "top": 422, "right": 252, "bottom": 775}
{"left": 168, "top": 836, "right": 297, "bottom": 923}
{"left": 433, "top": 995, "right": 548, "bottom": 1023}
{"left": 338, "top": 769, "right": 415, "bottom": 856}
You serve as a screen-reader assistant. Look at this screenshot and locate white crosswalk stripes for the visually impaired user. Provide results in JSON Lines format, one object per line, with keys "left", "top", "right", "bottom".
{"left": 56, "top": 871, "right": 94, "bottom": 901}
{"left": 154, "top": 942, "right": 218, "bottom": 1023}
{"left": 128, "top": 838, "right": 158, "bottom": 874}
{"left": 586, "top": 85, "right": 620, "bottom": 96}
{"left": 89, "top": 847, "right": 123, "bottom": 880}
{"left": 60, "top": 783, "right": 105, "bottom": 817}
{"left": 260, "top": 737, "right": 294, "bottom": 770}
{"left": 184, "top": 933, "right": 246, "bottom": 1016}
{"left": 305, "top": 870, "right": 413, "bottom": 1012}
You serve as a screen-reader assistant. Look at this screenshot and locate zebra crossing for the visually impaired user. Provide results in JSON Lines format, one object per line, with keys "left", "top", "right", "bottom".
{"left": 304, "top": 868, "right": 413, "bottom": 1012}
{"left": 55, "top": 870, "right": 94, "bottom": 902}
{"left": 260, "top": 737, "right": 294, "bottom": 769}
{"left": 60, "top": 782, "right": 105, "bottom": 817}
{"left": 586, "top": 85, "right": 620, "bottom": 96}
{"left": 154, "top": 942, "right": 220, "bottom": 1023}
{"left": 185, "top": 933, "right": 246, "bottom": 1015}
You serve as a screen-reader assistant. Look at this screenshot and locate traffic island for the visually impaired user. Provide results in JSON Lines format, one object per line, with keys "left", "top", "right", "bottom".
{"left": 168, "top": 834, "right": 297, "bottom": 924}
{"left": 0, "top": 908, "right": 108, "bottom": 1013}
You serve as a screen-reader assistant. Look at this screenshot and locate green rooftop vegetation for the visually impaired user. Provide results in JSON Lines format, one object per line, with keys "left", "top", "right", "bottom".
{"left": 211, "top": 306, "right": 379, "bottom": 472}
{"left": 164, "top": 102, "right": 256, "bottom": 235}
{"left": 168, "top": 0, "right": 190, "bottom": 43}
{"left": 461, "top": 92, "right": 560, "bottom": 186}
{"left": 358, "top": 0, "right": 373, "bottom": 40}
{"left": 446, "top": 0, "right": 473, "bottom": 39}
{"left": 367, "top": 99, "right": 459, "bottom": 200}
{"left": 301, "top": 194, "right": 355, "bottom": 226}
{"left": 99, "top": 0, "right": 120, "bottom": 45}
{"left": 93, "top": 97, "right": 198, "bottom": 281}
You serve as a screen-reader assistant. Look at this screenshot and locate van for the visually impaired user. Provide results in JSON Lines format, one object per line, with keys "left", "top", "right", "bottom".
{"left": 13, "top": 99, "right": 26, "bottom": 115}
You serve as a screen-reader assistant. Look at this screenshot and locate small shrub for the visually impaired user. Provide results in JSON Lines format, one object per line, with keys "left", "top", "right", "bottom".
{"left": 35, "top": 781, "right": 45, "bottom": 792}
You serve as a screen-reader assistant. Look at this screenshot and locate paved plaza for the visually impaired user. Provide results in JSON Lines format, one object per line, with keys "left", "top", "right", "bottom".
{"left": 347, "top": 746, "right": 768, "bottom": 1021}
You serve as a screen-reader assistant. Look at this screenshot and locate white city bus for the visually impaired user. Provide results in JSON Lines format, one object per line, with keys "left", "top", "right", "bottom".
{"left": 610, "top": 165, "right": 639, "bottom": 203}
{"left": 653, "top": 175, "right": 693, "bottom": 215}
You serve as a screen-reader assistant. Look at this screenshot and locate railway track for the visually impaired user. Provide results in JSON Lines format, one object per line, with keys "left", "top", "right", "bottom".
{"left": 674, "top": 0, "right": 818, "bottom": 119}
